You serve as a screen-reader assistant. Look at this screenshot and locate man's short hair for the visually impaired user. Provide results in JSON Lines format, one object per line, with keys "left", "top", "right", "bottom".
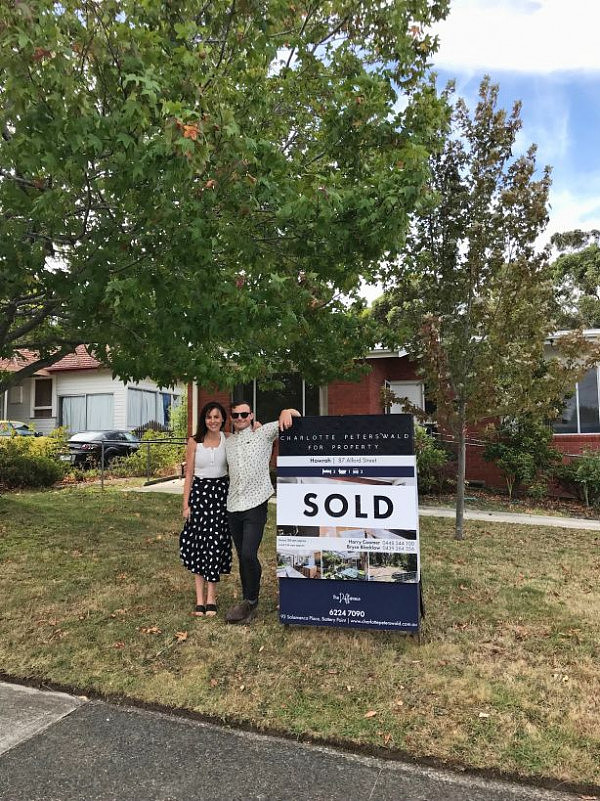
{"left": 231, "top": 399, "right": 253, "bottom": 412}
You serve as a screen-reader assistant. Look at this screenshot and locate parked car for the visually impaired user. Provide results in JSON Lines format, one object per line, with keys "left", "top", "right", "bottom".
{"left": 62, "top": 430, "right": 140, "bottom": 467}
{"left": 0, "top": 420, "right": 39, "bottom": 437}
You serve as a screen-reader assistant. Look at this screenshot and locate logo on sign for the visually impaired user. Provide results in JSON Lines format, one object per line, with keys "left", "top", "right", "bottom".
{"left": 333, "top": 592, "right": 361, "bottom": 605}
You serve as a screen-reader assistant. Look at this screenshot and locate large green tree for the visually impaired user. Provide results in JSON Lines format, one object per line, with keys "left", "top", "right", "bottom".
{"left": 374, "top": 77, "right": 596, "bottom": 539}
{"left": 0, "top": 0, "right": 449, "bottom": 392}
{"left": 551, "top": 229, "right": 600, "bottom": 328}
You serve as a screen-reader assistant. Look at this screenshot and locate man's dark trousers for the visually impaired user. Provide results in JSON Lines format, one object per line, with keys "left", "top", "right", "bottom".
{"left": 228, "top": 501, "right": 268, "bottom": 603}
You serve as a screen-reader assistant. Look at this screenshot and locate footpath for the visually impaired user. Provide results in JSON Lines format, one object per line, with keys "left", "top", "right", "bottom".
{"left": 134, "top": 478, "right": 600, "bottom": 531}
{"left": 0, "top": 681, "right": 588, "bottom": 801}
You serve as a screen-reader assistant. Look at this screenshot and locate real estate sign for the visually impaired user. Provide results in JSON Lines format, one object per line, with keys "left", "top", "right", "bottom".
{"left": 277, "top": 415, "right": 421, "bottom": 632}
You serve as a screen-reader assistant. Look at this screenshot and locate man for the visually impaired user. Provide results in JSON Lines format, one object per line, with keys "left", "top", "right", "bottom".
{"left": 225, "top": 400, "right": 300, "bottom": 623}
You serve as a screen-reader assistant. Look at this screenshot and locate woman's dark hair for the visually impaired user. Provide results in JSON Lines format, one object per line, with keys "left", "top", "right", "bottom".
{"left": 194, "top": 401, "right": 227, "bottom": 443}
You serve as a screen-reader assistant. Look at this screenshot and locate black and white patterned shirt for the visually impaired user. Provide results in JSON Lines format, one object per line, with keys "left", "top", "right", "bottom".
{"left": 225, "top": 421, "right": 279, "bottom": 512}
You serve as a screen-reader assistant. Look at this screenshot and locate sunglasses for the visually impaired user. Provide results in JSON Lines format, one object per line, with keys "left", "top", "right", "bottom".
{"left": 231, "top": 411, "right": 251, "bottom": 419}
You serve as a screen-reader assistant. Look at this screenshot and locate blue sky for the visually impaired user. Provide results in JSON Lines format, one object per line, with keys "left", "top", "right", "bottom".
{"left": 430, "top": 0, "right": 600, "bottom": 245}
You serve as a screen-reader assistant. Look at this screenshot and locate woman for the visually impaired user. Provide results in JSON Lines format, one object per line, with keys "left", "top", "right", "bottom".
{"left": 180, "top": 401, "right": 232, "bottom": 617}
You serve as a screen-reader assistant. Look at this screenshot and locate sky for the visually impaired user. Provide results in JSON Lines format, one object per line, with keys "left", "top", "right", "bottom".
{"left": 430, "top": 0, "right": 600, "bottom": 245}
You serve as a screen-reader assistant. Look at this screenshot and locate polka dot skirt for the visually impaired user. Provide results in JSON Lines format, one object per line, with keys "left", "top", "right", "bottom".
{"left": 180, "top": 476, "right": 232, "bottom": 582}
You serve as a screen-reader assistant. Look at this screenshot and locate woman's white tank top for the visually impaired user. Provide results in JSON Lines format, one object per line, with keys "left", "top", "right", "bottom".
{"left": 193, "top": 432, "right": 228, "bottom": 478}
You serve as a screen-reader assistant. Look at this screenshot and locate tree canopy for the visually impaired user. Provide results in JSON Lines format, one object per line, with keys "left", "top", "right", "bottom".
{"left": 0, "top": 0, "right": 449, "bottom": 392}
{"left": 551, "top": 229, "right": 600, "bottom": 328}
{"left": 374, "top": 77, "right": 595, "bottom": 538}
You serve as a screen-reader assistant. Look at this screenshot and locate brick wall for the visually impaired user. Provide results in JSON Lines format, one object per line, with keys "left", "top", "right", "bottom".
{"left": 327, "top": 356, "right": 420, "bottom": 415}
{"left": 553, "top": 434, "right": 600, "bottom": 456}
{"left": 191, "top": 387, "right": 231, "bottom": 436}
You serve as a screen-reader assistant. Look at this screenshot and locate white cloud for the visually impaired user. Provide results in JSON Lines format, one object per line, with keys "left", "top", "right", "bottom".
{"left": 432, "top": 0, "right": 600, "bottom": 74}
{"left": 544, "top": 187, "right": 600, "bottom": 242}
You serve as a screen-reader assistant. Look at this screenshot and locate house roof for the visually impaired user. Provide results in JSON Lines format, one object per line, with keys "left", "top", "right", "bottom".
{"left": 0, "top": 346, "right": 102, "bottom": 375}
{"left": 47, "top": 346, "right": 102, "bottom": 372}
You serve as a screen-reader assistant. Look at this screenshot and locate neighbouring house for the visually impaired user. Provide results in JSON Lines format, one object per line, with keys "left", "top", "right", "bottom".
{"left": 189, "top": 331, "right": 600, "bottom": 490}
{"left": 0, "top": 346, "right": 184, "bottom": 435}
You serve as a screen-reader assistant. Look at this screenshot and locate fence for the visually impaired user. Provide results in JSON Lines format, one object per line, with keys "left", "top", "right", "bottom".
{"left": 58, "top": 436, "right": 187, "bottom": 489}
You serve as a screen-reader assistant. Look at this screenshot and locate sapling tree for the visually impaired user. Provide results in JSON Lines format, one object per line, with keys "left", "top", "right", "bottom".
{"left": 374, "top": 77, "right": 597, "bottom": 539}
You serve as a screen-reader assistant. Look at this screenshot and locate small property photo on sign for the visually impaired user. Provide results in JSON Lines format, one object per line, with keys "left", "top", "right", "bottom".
{"left": 277, "top": 414, "right": 421, "bottom": 632}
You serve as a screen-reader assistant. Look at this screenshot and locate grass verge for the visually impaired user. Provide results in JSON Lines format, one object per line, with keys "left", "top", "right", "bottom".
{"left": 1, "top": 487, "right": 599, "bottom": 788}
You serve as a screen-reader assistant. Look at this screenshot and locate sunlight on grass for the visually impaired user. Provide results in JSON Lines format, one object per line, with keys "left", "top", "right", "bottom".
{"left": 1, "top": 487, "right": 599, "bottom": 785}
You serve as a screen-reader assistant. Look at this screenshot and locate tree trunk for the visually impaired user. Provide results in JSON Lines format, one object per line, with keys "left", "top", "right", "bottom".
{"left": 455, "top": 410, "right": 466, "bottom": 541}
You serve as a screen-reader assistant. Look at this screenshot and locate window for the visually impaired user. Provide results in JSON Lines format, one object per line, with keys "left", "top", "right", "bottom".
{"left": 60, "top": 394, "right": 114, "bottom": 432}
{"left": 33, "top": 378, "right": 53, "bottom": 419}
{"left": 553, "top": 366, "right": 600, "bottom": 434}
{"left": 232, "top": 376, "right": 321, "bottom": 421}
{"left": 128, "top": 388, "right": 181, "bottom": 429}
{"left": 385, "top": 381, "right": 424, "bottom": 414}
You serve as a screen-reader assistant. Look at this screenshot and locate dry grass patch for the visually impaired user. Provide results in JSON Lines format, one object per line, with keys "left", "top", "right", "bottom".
{"left": 1, "top": 488, "right": 599, "bottom": 787}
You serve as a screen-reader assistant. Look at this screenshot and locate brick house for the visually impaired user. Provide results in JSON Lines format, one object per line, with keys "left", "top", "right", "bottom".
{"left": 189, "top": 333, "right": 600, "bottom": 490}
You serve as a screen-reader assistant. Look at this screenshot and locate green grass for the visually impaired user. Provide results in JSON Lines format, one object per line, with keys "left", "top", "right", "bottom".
{"left": 1, "top": 486, "right": 599, "bottom": 788}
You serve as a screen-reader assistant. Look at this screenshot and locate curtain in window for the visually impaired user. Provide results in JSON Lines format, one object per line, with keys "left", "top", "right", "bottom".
{"left": 61, "top": 396, "right": 87, "bottom": 433}
{"left": 86, "top": 394, "right": 114, "bottom": 430}
{"left": 128, "top": 388, "right": 160, "bottom": 428}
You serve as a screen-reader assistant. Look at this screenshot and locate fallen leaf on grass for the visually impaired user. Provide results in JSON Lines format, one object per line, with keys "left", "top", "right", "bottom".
{"left": 110, "top": 609, "right": 127, "bottom": 618}
{"left": 258, "top": 645, "right": 265, "bottom": 652}
{"left": 174, "top": 631, "right": 188, "bottom": 642}
{"left": 210, "top": 679, "right": 219, "bottom": 687}
{"left": 239, "top": 684, "right": 245, "bottom": 691}
{"left": 478, "top": 712, "right": 490, "bottom": 718}
{"left": 364, "top": 710, "right": 378, "bottom": 719}
{"left": 382, "top": 732, "right": 392, "bottom": 745}
{"left": 139, "top": 625, "right": 161, "bottom": 635}
{"left": 113, "top": 641, "right": 125, "bottom": 649}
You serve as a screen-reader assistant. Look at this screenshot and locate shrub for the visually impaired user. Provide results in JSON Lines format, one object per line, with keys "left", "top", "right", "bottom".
{"left": 555, "top": 451, "right": 600, "bottom": 507}
{"left": 170, "top": 396, "right": 188, "bottom": 440}
{"left": 483, "top": 417, "right": 561, "bottom": 502}
{"left": 110, "top": 429, "right": 185, "bottom": 478}
{"left": 0, "top": 436, "right": 65, "bottom": 488}
{"left": 414, "top": 426, "right": 449, "bottom": 494}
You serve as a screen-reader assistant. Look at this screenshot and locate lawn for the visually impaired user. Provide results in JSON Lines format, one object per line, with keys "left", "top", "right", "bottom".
{"left": 1, "top": 486, "right": 599, "bottom": 790}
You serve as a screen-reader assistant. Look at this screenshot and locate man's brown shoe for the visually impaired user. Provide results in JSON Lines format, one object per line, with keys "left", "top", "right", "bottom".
{"left": 225, "top": 600, "right": 257, "bottom": 624}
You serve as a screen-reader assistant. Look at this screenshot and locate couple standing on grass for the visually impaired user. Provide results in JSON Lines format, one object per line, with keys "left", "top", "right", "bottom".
{"left": 180, "top": 399, "right": 300, "bottom": 625}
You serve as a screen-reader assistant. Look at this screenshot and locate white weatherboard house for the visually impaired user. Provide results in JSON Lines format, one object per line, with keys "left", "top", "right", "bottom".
{"left": 0, "top": 346, "right": 183, "bottom": 435}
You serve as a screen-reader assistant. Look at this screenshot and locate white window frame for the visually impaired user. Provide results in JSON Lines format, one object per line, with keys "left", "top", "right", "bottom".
{"left": 243, "top": 379, "right": 324, "bottom": 417}
{"left": 384, "top": 380, "right": 425, "bottom": 415}
{"left": 554, "top": 365, "right": 600, "bottom": 434}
